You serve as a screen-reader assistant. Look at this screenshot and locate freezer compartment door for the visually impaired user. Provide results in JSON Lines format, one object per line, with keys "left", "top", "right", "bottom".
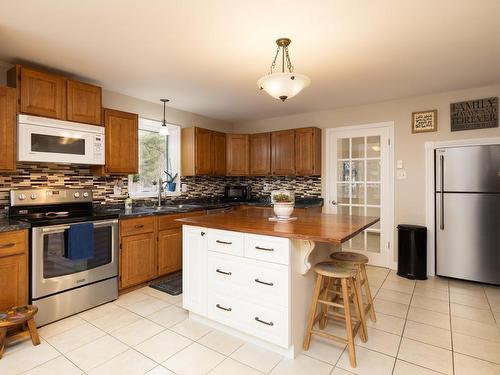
{"left": 435, "top": 145, "right": 500, "bottom": 193}
{"left": 436, "top": 192, "right": 500, "bottom": 284}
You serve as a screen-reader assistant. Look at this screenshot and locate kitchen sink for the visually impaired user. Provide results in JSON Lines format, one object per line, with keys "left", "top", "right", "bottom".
{"left": 143, "top": 204, "right": 203, "bottom": 211}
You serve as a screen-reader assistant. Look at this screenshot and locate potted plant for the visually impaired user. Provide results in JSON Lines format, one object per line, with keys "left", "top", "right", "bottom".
{"left": 164, "top": 171, "right": 178, "bottom": 192}
{"left": 271, "top": 190, "right": 295, "bottom": 219}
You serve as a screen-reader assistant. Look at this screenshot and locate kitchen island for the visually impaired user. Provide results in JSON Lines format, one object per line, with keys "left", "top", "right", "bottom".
{"left": 177, "top": 208, "right": 378, "bottom": 358}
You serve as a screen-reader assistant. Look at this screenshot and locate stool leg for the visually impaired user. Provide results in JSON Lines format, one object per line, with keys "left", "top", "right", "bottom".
{"left": 341, "top": 278, "right": 356, "bottom": 368}
{"left": 27, "top": 318, "right": 40, "bottom": 346}
{"left": 0, "top": 327, "right": 6, "bottom": 359}
{"left": 353, "top": 275, "right": 368, "bottom": 343}
{"left": 303, "top": 274, "right": 323, "bottom": 350}
{"left": 361, "top": 264, "right": 376, "bottom": 322}
{"left": 319, "top": 277, "right": 330, "bottom": 329}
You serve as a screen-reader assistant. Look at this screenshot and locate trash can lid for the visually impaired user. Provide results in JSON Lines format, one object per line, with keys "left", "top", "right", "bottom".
{"left": 397, "top": 224, "right": 427, "bottom": 231}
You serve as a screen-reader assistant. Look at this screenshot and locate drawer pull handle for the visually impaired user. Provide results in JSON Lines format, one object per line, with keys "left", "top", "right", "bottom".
{"left": 216, "top": 304, "right": 232, "bottom": 312}
{"left": 216, "top": 240, "right": 232, "bottom": 245}
{"left": 0, "top": 242, "right": 15, "bottom": 249}
{"left": 134, "top": 224, "right": 144, "bottom": 229}
{"left": 255, "top": 246, "right": 274, "bottom": 252}
{"left": 255, "top": 278, "right": 274, "bottom": 286}
{"left": 255, "top": 317, "right": 274, "bottom": 326}
{"left": 216, "top": 269, "right": 232, "bottom": 276}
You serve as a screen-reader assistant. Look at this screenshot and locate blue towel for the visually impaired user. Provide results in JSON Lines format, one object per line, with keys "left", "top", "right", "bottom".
{"left": 67, "top": 223, "right": 94, "bottom": 260}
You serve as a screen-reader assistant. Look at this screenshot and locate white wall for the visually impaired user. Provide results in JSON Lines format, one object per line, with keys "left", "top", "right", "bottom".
{"left": 234, "top": 84, "right": 500, "bottom": 230}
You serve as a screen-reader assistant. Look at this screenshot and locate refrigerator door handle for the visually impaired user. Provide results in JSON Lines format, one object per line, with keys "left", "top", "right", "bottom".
{"left": 440, "top": 154, "right": 445, "bottom": 230}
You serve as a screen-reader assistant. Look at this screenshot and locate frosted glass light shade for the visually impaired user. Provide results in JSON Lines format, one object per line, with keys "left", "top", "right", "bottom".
{"left": 257, "top": 72, "right": 310, "bottom": 101}
{"left": 159, "top": 125, "right": 169, "bottom": 136}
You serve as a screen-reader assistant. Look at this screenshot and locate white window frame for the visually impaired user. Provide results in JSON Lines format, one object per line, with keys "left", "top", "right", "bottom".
{"left": 128, "top": 117, "right": 181, "bottom": 198}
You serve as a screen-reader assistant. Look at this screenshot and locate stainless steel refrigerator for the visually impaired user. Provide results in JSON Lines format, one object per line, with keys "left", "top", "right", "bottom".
{"left": 435, "top": 145, "right": 500, "bottom": 285}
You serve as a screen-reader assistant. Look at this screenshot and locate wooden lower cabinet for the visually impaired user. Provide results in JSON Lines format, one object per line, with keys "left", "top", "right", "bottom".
{"left": 158, "top": 228, "right": 182, "bottom": 275}
{"left": 0, "top": 230, "right": 28, "bottom": 310}
{"left": 120, "top": 232, "right": 157, "bottom": 289}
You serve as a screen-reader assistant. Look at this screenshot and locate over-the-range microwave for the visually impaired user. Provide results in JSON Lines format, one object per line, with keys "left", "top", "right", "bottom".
{"left": 17, "top": 114, "right": 105, "bottom": 165}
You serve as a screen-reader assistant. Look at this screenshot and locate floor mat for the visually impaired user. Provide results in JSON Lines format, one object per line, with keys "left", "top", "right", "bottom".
{"left": 149, "top": 272, "right": 182, "bottom": 295}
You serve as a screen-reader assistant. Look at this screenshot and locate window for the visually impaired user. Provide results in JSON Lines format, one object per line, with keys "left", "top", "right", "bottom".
{"left": 128, "top": 118, "right": 181, "bottom": 197}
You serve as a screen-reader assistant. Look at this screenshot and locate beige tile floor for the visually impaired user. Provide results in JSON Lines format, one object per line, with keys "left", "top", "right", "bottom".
{"left": 2, "top": 267, "right": 500, "bottom": 374}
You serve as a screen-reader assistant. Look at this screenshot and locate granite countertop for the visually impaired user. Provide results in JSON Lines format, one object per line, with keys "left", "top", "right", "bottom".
{"left": 0, "top": 218, "right": 31, "bottom": 233}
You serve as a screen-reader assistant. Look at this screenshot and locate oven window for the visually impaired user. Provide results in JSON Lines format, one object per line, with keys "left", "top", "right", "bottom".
{"left": 31, "top": 134, "right": 85, "bottom": 155}
{"left": 43, "top": 226, "right": 112, "bottom": 278}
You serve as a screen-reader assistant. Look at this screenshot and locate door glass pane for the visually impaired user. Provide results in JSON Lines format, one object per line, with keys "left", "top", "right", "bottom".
{"left": 367, "top": 184, "right": 380, "bottom": 205}
{"left": 367, "top": 136, "right": 381, "bottom": 157}
{"left": 351, "top": 184, "right": 365, "bottom": 205}
{"left": 352, "top": 137, "right": 365, "bottom": 158}
{"left": 351, "top": 232, "right": 365, "bottom": 250}
{"left": 351, "top": 161, "right": 365, "bottom": 182}
{"left": 338, "top": 161, "right": 350, "bottom": 181}
{"left": 337, "top": 205, "right": 350, "bottom": 215}
{"left": 337, "top": 184, "right": 350, "bottom": 204}
{"left": 352, "top": 206, "right": 364, "bottom": 216}
{"left": 43, "top": 226, "right": 112, "bottom": 278}
{"left": 31, "top": 134, "right": 85, "bottom": 155}
{"left": 367, "top": 232, "right": 381, "bottom": 253}
{"left": 367, "top": 207, "right": 381, "bottom": 229}
{"left": 367, "top": 160, "right": 381, "bottom": 182}
{"left": 337, "top": 138, "right": 349, "bottom": 159}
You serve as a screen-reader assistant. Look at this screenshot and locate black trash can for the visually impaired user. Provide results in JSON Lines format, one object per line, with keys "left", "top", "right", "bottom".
{"left": 397, "top": 224, "right": 427, "bottom": 280}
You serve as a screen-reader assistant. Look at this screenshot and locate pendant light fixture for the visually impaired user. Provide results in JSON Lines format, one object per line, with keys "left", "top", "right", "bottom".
{"left": 159, "top": 98, "right": 170, "bottom": 136}
{"left": 257, "top": 38, "right": 310, "bottom": 102}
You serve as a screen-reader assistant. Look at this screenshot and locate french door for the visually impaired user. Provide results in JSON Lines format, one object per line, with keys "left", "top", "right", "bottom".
{"left": 326, "top": 124, "right": 393, "bottom": 267}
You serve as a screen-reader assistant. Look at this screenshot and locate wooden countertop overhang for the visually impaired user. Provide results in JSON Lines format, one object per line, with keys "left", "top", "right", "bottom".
{"left": 176, "top": 207, "right": 379, "bottom": 245}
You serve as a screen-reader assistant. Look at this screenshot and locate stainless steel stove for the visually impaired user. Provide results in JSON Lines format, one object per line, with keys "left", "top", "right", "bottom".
{"left": 10, "top": 188, "right": 119, "bottom": 326}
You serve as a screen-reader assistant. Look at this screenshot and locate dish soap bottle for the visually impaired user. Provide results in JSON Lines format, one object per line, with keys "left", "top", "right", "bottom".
{"left": 124, "top": 194, "right": 133, "bottom": 211}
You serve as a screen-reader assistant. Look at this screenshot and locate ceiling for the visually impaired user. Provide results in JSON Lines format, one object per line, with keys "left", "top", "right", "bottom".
{"left": 1, "top": 0, "right": 499, "bottom": 122}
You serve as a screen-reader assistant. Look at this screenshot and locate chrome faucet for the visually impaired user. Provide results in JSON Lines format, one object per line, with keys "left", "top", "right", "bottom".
{"left": 158, "top": 177, "right": 164, "bottom": 207}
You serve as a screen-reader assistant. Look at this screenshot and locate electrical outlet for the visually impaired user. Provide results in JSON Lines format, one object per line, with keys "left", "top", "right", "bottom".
{"left": 181, "top": 183, "right": 188, "bottom": 192}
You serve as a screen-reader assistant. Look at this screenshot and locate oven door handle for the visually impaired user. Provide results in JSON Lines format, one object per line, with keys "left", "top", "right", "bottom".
{"left": 40, "top": 219, "right": 118, "bottom": 234}
{"left": 93, "top": 219, "right": 119, "bottom": 227}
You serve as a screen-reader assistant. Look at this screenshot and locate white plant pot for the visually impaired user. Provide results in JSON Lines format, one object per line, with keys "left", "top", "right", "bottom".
{"left": 273, "top": 203, "right": 294, "bottom": 219}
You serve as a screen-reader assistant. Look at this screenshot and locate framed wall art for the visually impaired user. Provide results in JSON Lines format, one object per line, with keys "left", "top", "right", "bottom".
{"left": 412, "top": 110, "right": 437, "bottom": 133}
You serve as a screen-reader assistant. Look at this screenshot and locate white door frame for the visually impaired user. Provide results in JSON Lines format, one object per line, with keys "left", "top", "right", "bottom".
{"left": 424, "top": 136, "right": 500, "bottom": 277}
{"left": 325, "top": 121, "right": 395, "bottom": 269}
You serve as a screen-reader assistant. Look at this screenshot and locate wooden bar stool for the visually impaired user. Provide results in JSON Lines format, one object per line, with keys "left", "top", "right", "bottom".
{"left": 0, "top": 305, "right": 40, "bottom": 359}
{"left": 330, "top": 252, "right": 376, "bottom": 322}
{"left": 303, "top": 261, "right": 368, "bottom": 368}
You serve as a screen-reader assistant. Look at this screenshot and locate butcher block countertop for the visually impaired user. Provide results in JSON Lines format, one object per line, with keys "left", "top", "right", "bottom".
{"left": 177, "top": 207, "right": 379, "bottom": 244}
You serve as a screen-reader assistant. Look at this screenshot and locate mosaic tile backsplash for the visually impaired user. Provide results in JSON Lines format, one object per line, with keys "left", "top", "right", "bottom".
{"left": 0, "top": 163, "right": 321, "bottom": 211}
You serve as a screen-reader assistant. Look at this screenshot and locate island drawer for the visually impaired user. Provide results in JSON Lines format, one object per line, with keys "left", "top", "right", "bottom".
{"left": 244, "top": 234, "right": 290, "bottom": 265}
{"left": 120, "top": 216, "right": 155, "bottom": 236}
{"left": 207, "top": 229, "right": 244, "bottom": 256}
{"left": 208, "top": 252, "right": 289, "bottom": 307}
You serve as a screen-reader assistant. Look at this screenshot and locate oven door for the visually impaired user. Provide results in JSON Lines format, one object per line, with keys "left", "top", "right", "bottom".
{"left": 18, "top": 120, "right": 105, "bottom": 165}
{"left": 31, "top": 219, "right": 118, "bottom": 299}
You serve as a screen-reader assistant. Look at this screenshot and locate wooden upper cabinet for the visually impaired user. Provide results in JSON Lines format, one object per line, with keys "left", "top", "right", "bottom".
{"left": 8, "top": 65, "right": 66, "bottom": 120}
{"left": 0, "top": 87, "right": 17, "bottom": 172}
{"left": 97, "top": 108, "right": 138, "bottom": 175}
{"left": 295, "top": 127, "right": 321, "bottom": 176}
{"left": 212, "top": 131, "right": 226, "bottom": 176}
{"left": 66, "top": 80, "right": 102, "bottom": 125}
{"left": 271, "top": 129, "right": 296, "bottom": 175}
{"left": 226, "top": 134, "right": 249, "bottom": 176}
{"left": 181, "top": 127, "right": 214, "bottom": 176}
{"left": 250, "top": 132, "right": 271, "bottom": 175}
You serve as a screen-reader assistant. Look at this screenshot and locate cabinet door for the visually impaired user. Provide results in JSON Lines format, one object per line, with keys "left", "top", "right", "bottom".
{"left": 67, "top": 80, "right": 102, "bottom": 125}
{"left": 182, "top": 226, "right": 207, "bottom": 315}
{"left": 295, "top": 127, "right": 321, "bottom": 175}
{"left": 212, "top": 131, "right": 226, "bottom": 176}
{"left": 120, "top": 233, "right": 157, "bottom": 289}
{"left": 158, "top": 228, "right": 182, "bottom": 276}
{"left": 226, "top": 134, "right": 249, "bottom": 176}
{"left": 0, "top": 87, "right": 16, "bottom": 172}
{"left": 104, "top": 109, "right": 138, "bottom": 174}
{"left": 19, "top": 66, "right": 66, "bottom": 119}
{"left": 0, "top": 254, "right": 27, "bottom": 310}
{"left": 195, "top": 127, "right": 213, "bottom": 175}
{"left": 271, "top": 130, "right": 295, "bottom": 175}
{"left": 250, "top": 133, "right": 271, "bottom": 175}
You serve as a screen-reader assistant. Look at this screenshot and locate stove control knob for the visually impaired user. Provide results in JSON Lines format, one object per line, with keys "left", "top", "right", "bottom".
{"left": 74, "top": 192, "right": 80, "bottom": 198}
{"left": 18, "top": 194, "right": 26, "bottom": 201}
{"left": 30, "top": 193, "right": 37, "bottom": 200}
{"left": 83, "top": 192, "right": 89, "bottom": 198}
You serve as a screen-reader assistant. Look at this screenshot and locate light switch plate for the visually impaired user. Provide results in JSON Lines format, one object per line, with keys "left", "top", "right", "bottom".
{"left": 397, "top": 160, "right": 404, "bottom": 169}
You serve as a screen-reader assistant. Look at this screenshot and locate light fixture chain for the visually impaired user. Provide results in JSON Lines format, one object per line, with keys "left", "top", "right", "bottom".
{"left": 284, "top": 46, "right": 294, "bottom": 73}
{"left": 270, "top": 45, "right": 280, "bottom": 74}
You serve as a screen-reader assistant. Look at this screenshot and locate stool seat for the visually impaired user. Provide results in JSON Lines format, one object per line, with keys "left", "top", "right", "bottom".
{"left": 314, "top": 261, "right": 356, "bottom": 278}
{"left": 330, "top": 252, "right": 369, "bottom": 264}
{"left": 0, "top": 305, "right": 40, "bottom": 359}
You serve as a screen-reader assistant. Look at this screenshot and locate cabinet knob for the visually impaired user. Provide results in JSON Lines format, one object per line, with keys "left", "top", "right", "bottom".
{"left": 201, "top": 231, "right": 205, "bottom": 236}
